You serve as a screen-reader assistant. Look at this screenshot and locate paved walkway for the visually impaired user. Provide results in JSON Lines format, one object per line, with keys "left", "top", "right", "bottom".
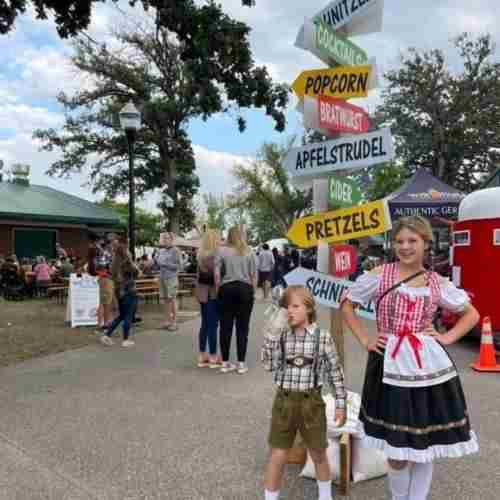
{"left": 0, "top": 302, "right": 498, "bottom": 499}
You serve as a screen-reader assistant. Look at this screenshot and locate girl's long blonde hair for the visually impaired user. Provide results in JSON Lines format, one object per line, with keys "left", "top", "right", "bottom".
{"left": 197, "top": 229, "right": 219, "bottom": 260}
{"left": 226, "top": 225, "right": 250, "bottom": 256}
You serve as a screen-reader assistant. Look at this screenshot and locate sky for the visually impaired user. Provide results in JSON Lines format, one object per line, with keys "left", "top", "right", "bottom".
{"left": 0, "top": 0, "right": 498, "bottom": 213}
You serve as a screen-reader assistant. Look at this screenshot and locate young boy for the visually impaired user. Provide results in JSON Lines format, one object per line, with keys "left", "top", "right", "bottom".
{"left": 96, "top": 261, "right": 114, "bottom": 332}
{"left": 261, "top": 285, "right": 346, "bottom": 500}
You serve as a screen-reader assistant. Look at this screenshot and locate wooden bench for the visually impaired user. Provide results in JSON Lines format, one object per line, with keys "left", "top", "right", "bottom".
{"left": 136, "top": 278, "right": 160, "bottom": 304}
{"left": 177, "top": 273, "right": 196, "bottom": 309}
{"left": 47, "top": 284, "right": 68, "bottom": 304}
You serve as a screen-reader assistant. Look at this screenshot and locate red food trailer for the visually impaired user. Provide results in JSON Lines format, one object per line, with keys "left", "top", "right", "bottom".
{"left": 452, "top": 187, "right": 500, "bottom": 335}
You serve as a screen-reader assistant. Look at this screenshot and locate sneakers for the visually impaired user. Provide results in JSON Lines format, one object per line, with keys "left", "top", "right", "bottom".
{"left": 209, "top": 358, "right": 222, "bottom": 369}
{"left": 122, "top": 340, "right": 135, "bottom": 347}
{"left": 167, "top": 324, "right": 178, "bottom": 332}
{"left": 220, "top": 362, "right": 237, "bottom": 374}
{"left": 100, "top": 335, "right": 114, "bottom": 346}
{"left": 237, "top": 362, "right": 248, "bottom": 375}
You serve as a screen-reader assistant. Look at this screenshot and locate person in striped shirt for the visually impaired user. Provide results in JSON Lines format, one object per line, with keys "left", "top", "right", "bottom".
{"left": 261, "top": 285, "right": 346, "bottom": 500}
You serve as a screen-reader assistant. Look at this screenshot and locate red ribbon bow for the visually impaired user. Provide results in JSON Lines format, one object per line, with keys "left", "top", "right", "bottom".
{"left": 390, "top": 300, "right": 423, "bottom": 369}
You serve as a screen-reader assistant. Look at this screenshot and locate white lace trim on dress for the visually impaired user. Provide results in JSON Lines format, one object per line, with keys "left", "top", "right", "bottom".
{"left": 360, "top": 431, "right": 479, "bottom": 463}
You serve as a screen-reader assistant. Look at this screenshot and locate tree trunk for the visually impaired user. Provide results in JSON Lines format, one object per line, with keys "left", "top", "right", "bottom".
{"left": 160, "top": 145, "right": 179, "bottom": 234}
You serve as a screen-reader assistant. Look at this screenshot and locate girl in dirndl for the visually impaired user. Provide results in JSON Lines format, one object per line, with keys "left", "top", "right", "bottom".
{"left": 341, "top": 216, "right": 479, "bottom": 500}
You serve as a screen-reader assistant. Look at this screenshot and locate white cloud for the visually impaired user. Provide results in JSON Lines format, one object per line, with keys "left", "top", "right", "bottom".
{"left": 0, "top": 104, "right": 63, "bottom": 134}
{"left": 193, "top": 144, "right": 252, "bottom": 196}
{"left": 0, "top": 133, "right": 94, "bottom": 201}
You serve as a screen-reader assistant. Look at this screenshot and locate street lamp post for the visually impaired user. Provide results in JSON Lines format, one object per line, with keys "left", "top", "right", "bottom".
{"left": 119, "top": 101, "right": 141, "bottom": 259}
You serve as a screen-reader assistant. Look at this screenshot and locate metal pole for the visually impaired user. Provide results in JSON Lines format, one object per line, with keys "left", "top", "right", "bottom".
{"left": 127, "top": 129, "right": 136, "bottom": 260}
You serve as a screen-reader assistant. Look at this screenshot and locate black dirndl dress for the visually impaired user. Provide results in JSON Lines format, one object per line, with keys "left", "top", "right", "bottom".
{"left": 349, "top": 264, "right": 478, "bottom": 463}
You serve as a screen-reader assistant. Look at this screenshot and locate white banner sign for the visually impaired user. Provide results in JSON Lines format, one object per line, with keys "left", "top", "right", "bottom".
{"left": 284, "top": 267, "right": 375, "bottom": 321}
{"left": 69, "top": 274, "right": 99, "bottom": 328}
{"left": 283, "top": 127, "right": 394, "bottom": 182}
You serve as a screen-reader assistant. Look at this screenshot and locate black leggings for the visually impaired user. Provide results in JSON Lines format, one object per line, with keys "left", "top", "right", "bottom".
{"left": 218, "top": 281, "right": 254, "bottom": 362}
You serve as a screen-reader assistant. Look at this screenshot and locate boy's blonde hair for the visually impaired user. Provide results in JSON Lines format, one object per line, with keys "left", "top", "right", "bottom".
{"left": 279, "top": 285, "right": 317, "bottom": 324}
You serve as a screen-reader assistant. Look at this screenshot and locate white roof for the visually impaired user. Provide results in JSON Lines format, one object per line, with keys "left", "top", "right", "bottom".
{"left": 458, "top": 187, "right": 500, "bottom": 221}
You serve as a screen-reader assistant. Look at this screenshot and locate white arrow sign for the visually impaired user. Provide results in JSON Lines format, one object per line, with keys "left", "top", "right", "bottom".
{"left": 284, "top": 267, "right": 375, "bottom": 321}
{"left": 294, "top": 0, "right": 384, "bottom": 48}
{"left": 283, "top": 127, "right": 395, "bottom": 183}
{"left": 318, "top": 0, "right": 384, "bottom": 36}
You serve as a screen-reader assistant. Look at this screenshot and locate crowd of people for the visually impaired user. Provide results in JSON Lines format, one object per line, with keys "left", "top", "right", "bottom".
{"left": 0, "top": 215, "right": 479, "bottom": 500}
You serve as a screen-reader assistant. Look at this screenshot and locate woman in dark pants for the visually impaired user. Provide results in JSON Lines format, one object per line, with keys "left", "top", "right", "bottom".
{"left": 215, "top": 226, "right": 257, "bottom": 374}
{"left": 195, "top": 229, "right": 222, "bottom": 368}
{"left": 100, "top": 246, "right": 138, "bottom": 348}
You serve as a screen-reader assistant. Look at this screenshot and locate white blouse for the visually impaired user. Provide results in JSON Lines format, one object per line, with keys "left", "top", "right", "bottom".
{"left": 346, "top": 272, "right": 470, "bottom": 313}
{"left": 347, "top": 272, "right": 470, "bottom": 388}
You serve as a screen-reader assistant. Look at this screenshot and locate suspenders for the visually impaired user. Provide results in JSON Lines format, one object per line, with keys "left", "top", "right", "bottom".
{"left": 279, "top": 327, "right": 322, "bottom": 389}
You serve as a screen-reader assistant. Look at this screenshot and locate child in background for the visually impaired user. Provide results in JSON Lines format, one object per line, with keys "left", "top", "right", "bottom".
{"left": 96, "top": 261, "right": 114, "bottom": 332}
{"left": 261, "top": 285, "right": 346, "bottom": 500}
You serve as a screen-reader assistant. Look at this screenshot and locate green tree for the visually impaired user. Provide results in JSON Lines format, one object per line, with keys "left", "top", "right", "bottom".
{"left": 203, "top": 193, "right": 227, "bottom": 234}
{"left": 377, "top": 33, "right": 500, "bottom": 192}
{"left": 231, "top": 142, "right": 312, "bottom": 239}
{"left": 98, "top": 199, "right": 161, "bottom": 248}
{"left": 34, "top": 7, "right": 288, "bottom": 232}
{"left": 0, "top": 1, "right": 257, "bottom": 38}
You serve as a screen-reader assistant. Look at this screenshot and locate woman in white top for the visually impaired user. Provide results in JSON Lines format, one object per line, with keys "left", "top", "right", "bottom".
{"left": 341, "top": 216, "right": 479, "bottom": 500}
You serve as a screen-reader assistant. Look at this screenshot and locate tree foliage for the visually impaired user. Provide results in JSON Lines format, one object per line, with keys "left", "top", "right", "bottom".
{"left": 1, "top": 0, "right": 256, "bottom": 37}
{"left": 231, "top": 142, "right": 312, "bottom": 241}
{"left": 34, "top": 5, "right": 288, "bottom": 232}
{"left": 203, "top": 193, "right": 228, "bottom": 234}
{"left": 34, "top": 27, "right": 200, "bottom": 233}
{"left": 97, "top": 199, "right": 161, "bottom": 248}
{"left": 3, "top": 1, "right": 286, "bottom": 132}
{"left": 377, "top": 33, "right": 500, "bottom": 192}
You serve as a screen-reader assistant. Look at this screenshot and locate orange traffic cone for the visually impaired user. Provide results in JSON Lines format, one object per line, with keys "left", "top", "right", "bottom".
{"left": 471, "top": 317, "right": 500, "bottom": 372}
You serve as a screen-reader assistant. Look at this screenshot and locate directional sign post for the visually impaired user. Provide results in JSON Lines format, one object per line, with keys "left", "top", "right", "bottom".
{"left": 284, "top": 127, "right": 394, "bottom": 183}
{"left": 301, "top": 95, "right": 370, "bottom": 136}
{"left": 330, "top": 244, "right": 358, "bottom": 277}
{"left": 315, "top": 0, "right": 384, "bottom": 36}
{"left": 328, "top": 174, "right": 362, "bottom": 208}
{"left": 296, "top": 17, "right": 369, "bottom": 67}
{"left": 318, "top": 95, "right": 370, "bottom": 134}
{"left": 292, "top": 65, "right": 373, "bottom": 101}
{"left": 284, "top": 267, "right": 375, "bottom": 320}
{"left": 287, "top": 199, "right": 391, "bottom": 248}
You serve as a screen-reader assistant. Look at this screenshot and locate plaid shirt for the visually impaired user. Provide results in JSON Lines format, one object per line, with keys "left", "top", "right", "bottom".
{"left": 261, "top": 321, "right": 346, "bottom": 409}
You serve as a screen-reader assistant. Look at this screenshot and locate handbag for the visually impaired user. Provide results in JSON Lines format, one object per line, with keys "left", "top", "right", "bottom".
{"left": 198, "top": 256, "right": 215, "bottom": 286}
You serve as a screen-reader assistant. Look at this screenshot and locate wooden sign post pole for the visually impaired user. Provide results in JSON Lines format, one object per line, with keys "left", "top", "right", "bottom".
{"left": 313, "top": 178, "right": 350, "bottom": 496}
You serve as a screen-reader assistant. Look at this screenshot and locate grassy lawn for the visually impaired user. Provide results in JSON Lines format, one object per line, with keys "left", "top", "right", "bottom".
{"left": 0, "top": 295, "right": 199, "bottom": 367}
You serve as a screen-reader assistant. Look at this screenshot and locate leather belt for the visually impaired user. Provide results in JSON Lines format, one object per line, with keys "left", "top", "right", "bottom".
{"left": 286, "top": 356, "right": 314, "bottom": 368}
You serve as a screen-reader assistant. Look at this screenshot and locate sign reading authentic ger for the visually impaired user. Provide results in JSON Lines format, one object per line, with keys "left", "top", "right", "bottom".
{"left": 286, "top": 199, "right": 391, "bottom": 248}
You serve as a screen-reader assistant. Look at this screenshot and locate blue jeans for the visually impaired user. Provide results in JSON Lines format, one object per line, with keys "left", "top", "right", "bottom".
{"left": 106, "top": 293, "right": 138, "bottom": 340}
{"left": 199, "top": 299, "right": 218, "bottom": 355}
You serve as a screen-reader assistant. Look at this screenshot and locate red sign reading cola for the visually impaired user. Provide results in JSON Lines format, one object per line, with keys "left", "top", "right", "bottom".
{"left": 330, "top": 244, "right": 357, "bottom": 278}
{"left": 318, "top": 95, "right": 370, "bottom": 135}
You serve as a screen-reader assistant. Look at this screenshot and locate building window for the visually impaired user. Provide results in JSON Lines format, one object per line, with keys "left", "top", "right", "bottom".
{"left": 493, "top": 229, "right": 500, "bottom": 246}
{"left": 453, "top": 230, "right": 471, "bottom": 247}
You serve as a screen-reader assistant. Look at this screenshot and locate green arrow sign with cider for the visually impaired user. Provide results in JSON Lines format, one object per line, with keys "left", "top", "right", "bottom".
{"left": 328, "top": 175, "right": 362, "bottom": 208}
